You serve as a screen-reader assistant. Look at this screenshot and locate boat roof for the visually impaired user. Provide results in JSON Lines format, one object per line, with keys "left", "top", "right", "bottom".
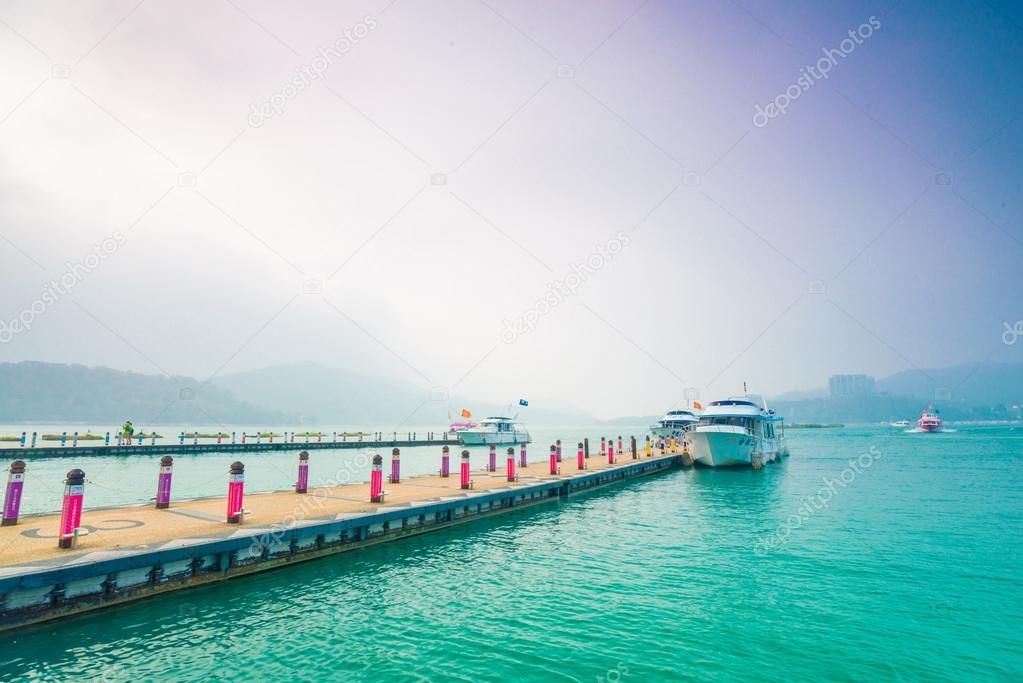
{"left": 701, "top": 397, "right": 784, "bottom": 421}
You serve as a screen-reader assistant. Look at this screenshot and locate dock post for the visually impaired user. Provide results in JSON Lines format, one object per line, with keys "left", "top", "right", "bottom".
{"left": 390, "top": 448, "right": 401, "bottom": 484}
{"left": 104, "top": 432, "right": 110, "bottom": 447}
{"left": 30, "top": 431, "right": 37, "bottom": 448}
{"left": 217, "top": 432, "right": 222, "bottom": 444}
{"left": 155, "top": 456, "right": 173, "bottom": 509}
{"left": 58, "top": 469, "right": 85, "bottom": 548}
{"left": 61, "top": 431, "right": 67, "bottom": 447}
{"left": 370, "top": 454, "right": 384, "bottom": 502}
{"left": 226, "top": 462, "right": 244, "bottom": 524}
{"left": 549, "top": 445, "right": 558, "bottom": 474}
{"left": 151, "top": 432, "right": 156, "bottom": 446}
{"left": 600, "top": 437, "right": 606, "bottom": 457}
{"left": 631, "top": 436, "right": 637, "bottom": 459}
{"left": 241, "top": 432, "right": 246, "bottom": 444}
{"left": 608, "top": 438, "right": 615, "bottom": 464}
{"left": 460, "top": 450, "right": 472, "bottom": 490}
{"left": 193, "top": 432, "right": 198, "bottom": 446}
{"left": 520, "top": 443, "right": 527, "bottom": 467}
{"left": 556, "top": 439, "right": 562, "bottom": 462}
{"left": 440, "top": 445, "right": 450, "bottom": 477}
{"left": 332, "top": 431, "right": 337, "bottom": 443}
{"left": 138, "top": 432, "right": 144, "bottom": 446}
{"left": 256, "top": 433, "right": 261, "bottom": 444}
{"left": 179, "top": 432, "right": 185, "bottom": 446}
{"left": 507, "top": 447, "right": 516, "bottom": 482}
{"left": 488, "top": 444, "right": 496, "bottom": 472}
{"left": 577, "top": 442, "right": 585, "bottom": 470}
{"left": 296, "top": 451, "right": 309, "bottom": 494}
{"left": 584, "top": 437, "right": 590, "bottom": 459}
{"left": 645, "top": 435, "right": 651, "bottom": 458}
{"left": 617, "top": 436, "right": 623, "bottom": 454}
{"left": 19, "top": 432, "right": 25, "bottom": 448}
{"left": 268, "top": 432, "right": 274, "bottom": 444}
{"left": 2, "top": 461, "right": 26, "bottom": 526}
{"left": 72, "top": 431, "right": 78, "bottom": 448}
{"left": 317, "top": 432, "right": 322, "bottom": 443}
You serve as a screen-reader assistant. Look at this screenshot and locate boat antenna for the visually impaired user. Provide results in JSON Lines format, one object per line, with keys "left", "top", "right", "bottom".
{"left": 743, "top": 381, "right": 748, "bottom": 397}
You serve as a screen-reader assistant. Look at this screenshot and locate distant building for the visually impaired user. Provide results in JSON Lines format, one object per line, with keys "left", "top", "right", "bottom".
{"left": 829, "top": 374, "right": 876, "bottom": 398}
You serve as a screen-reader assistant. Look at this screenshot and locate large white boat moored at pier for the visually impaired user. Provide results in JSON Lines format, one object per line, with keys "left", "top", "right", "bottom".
{"left": 458, "top": 416, "right": 531, "bottom": 445}
{"left": 686, "top": 397, "right": 787, "bottom": 468}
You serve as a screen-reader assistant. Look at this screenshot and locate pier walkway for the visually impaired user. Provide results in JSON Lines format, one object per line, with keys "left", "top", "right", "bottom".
{"left": 0, "top": 449, "right": 682, "bottom": 630}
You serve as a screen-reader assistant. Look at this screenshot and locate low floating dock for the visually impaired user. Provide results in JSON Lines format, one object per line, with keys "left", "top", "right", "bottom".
{"left": 0, "top": 449, "right": 682, "bottom": 632}
{"left": 0, "top": 437, "right": 455, "bottom": 459}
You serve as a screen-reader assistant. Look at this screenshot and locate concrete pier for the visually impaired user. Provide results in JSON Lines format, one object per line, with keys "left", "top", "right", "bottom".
{"left": 0, "top": 448, "right": 681, "bottom": 632}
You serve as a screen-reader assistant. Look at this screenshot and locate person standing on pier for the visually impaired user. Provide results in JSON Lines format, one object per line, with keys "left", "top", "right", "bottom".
{"left": 122, "top": 420, "right": 134, "bottom": 445}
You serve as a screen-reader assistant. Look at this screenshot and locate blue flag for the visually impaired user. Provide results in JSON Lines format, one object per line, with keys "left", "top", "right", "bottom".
{"left": 519, "top": 399, "right": 529, "bottom": 407}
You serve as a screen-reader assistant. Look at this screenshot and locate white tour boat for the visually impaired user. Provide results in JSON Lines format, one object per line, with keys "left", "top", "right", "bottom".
{"left": 686, "top": 397, "right": 788, "bottom": 468}
{"left": 649, "top": 408, "right": 700, "bottom": 438}
{"left": 458, "top": 416, "right": 531, "bottom": 446}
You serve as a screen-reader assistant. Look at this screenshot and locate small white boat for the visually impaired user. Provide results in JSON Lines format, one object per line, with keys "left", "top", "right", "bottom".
{"left": 649, "top": 409, "right": 699, "bottom": 438}
{"left": 458, "top": 416, "right": 530, "bottom": 445}
{"left": 890, "top": 420, "right": 911, "bottom": 428}
{"left": 687, "top": 397, "right": 787, "bottom": 468}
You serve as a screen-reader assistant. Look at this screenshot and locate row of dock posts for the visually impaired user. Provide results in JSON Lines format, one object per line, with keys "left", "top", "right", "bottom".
{"left": 0, "top": 435, "right": 688, "bottom": 548}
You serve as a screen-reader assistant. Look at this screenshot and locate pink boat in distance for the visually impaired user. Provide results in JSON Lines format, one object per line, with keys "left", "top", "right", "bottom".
{"left": 917, "top": 406, "right": 943, "bottom": 432}
{"left": 447, "top": 420, "right": 478, "bottom": 434}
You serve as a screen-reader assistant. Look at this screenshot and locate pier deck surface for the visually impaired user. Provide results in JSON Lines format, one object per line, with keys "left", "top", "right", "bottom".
{"left": 0, "top": 450, "right": 677, "bottom": 572}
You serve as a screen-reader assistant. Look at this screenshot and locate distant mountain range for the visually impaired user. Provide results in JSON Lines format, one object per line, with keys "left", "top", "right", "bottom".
{"left": 0, "top": 360, "right": 1019, "bottom": 426}
{"left": 0, "top": 361, "right": 594, "bottom": 427}
{"left": 771, "top": 363, "right": 1023, "bottom": 423}
{"left": 0, "top": 361, "right": 288, "bottom": 425}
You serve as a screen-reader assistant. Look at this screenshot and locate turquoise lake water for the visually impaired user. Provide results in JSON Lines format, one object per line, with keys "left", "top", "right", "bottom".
{"left": 0, "top": 425, "right": 1021, "bottom": 681}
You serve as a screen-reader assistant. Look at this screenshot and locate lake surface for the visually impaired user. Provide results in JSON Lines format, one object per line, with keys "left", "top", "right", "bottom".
{"left": 0, "top": 424, "right": 1020, "bottom": 681}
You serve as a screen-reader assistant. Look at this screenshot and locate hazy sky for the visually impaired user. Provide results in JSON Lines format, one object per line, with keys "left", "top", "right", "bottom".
{"left": 1, "top": 0, "right": 1022, "bottom": 418}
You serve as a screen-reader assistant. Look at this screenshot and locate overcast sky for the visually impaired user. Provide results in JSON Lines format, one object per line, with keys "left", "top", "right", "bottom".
{"left": 1, "top": 0, "right": 1022, "bottom": 418}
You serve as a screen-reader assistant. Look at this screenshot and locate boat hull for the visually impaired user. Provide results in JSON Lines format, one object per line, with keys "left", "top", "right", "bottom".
{"left": 459, "top": 432, "right": 530, "bottom": 446}
{"left": 687, "top": 429, "right": 785, "bottom": 468}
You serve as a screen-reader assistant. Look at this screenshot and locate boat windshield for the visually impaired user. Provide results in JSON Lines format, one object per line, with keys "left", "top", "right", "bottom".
{"left": 700, "top": 416, "right": 754, "bottom": 433}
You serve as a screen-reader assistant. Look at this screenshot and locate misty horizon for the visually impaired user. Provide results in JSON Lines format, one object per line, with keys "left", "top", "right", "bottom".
{"left": 2, "top": 1, "right": 1022, "bottom": 420}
